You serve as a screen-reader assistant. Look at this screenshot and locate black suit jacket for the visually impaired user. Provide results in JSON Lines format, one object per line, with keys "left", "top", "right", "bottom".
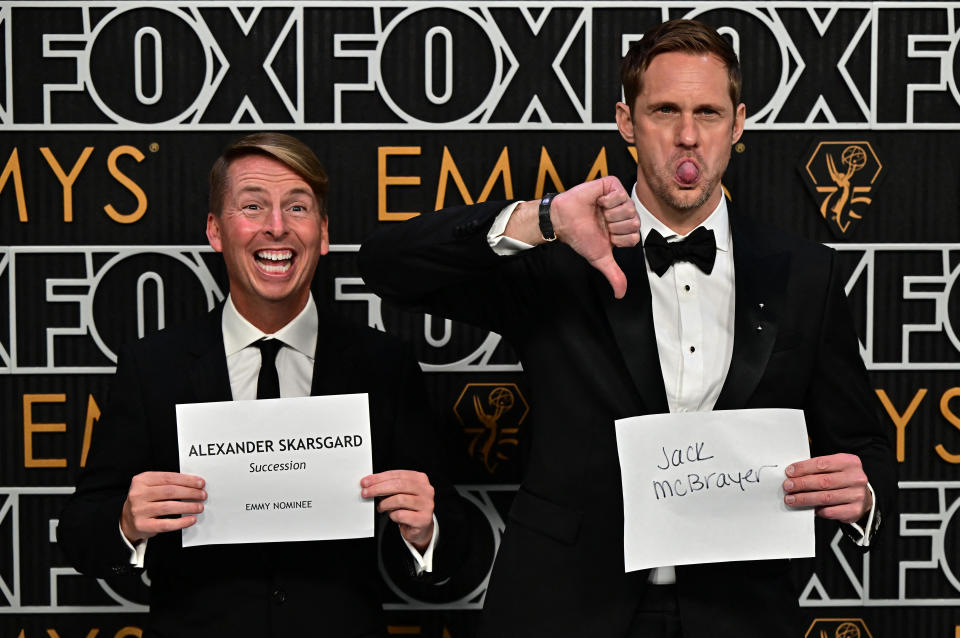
{"left": 59, "top": 304, "right": 461, "bottom": 638}
{"left": 358, "top": 201, "right": 896, "bottom": 638}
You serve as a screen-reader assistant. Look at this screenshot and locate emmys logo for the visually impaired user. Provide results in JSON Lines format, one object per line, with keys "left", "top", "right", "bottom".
{"left": 801, "top": 141, "right": 884, "bottom": 238}
{"left": 454, "top": 383, "right": 528, "bottom": 473}
{"left": 805, "top": 618, "right": 873, "bottom": 638}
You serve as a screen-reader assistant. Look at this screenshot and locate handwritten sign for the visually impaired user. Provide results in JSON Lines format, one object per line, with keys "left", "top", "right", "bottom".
{"left": 614, "top": 408, "right": 814, "bottom": 572}
{"left": 176, "top": 394, "right": 373, "bottom": 547}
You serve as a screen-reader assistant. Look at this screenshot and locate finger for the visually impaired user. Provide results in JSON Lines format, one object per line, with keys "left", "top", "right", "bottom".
{"left": 137, "top": 471, "right": 206, "bottom": 487}
{"left": 363, "top": 478, "right": 433, "bottom": 499}
{"left": 136, "top": 484, "right": 207, "bottom": 503}
{"left": 126, "top": 504, "right": 203, "bottom": 539}
{"left": 377, "top": 494, "right": 431, "bottom": 514}
{"left": 590, "top": 254, "right": 627, "bottom": 299}
{"left": 597, "top": 189, "right": 629, "bottom": 210}
{"left": 599, "top": 175, "right": 627, "bottom": 197}
{"left": 134, "top": 471, "right": 205, "bottom": 489}
{"left": 785, "top": 454, "right": 859, "bottom": 477}
{"left": 606, "top": 217, "right": 641, "bottom": 237}
{"left": 127, "top": 505, "right": 203, "bottom": 535}
{"left": 783, "top": 470, "right": 866, "bottom": 494}
{"left": 603, "top": 202, "right": 640, "bottom": 230}
{"left": 135, "top": 499, "right": 205, "bottom": 519}
{"left": 388, "top": 509, "right": 433, "bottom": 529}
{"left": 361, "top": 470, "right": 426, "bottom": 488}
{"left": 783, "top": 486, "right": 865, "bottom": 509}
{"left": 140, "top": 515, "right": 200, "bottom": 534}
{"left": 129, "top": 490, "right": 206, "bottom": 510}
{"left": 609, "top": 232, "right": 641, "bottom": 248}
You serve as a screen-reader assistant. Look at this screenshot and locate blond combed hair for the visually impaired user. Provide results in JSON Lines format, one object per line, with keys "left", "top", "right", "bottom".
{"left": 209, "top": 132, "right": 329, "bottom": 218}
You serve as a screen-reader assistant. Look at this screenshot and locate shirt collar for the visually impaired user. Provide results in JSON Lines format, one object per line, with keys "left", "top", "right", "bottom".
{"left": 631, "top": 186, "right": 731, "bottom": 252}
{"left": 221, "top": 293, "right": 318, "bottom": 360}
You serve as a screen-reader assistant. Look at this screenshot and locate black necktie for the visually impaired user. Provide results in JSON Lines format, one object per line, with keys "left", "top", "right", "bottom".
{"left": 255, "top": 339, "right": 283, "bottom": 399}
{"left": 643, "top": 226, "right": 717, "bottom": 277}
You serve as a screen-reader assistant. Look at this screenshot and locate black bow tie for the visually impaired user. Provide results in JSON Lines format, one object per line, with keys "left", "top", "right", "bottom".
{"left": 643, "top": 226, "right": 717, "bottom": 277}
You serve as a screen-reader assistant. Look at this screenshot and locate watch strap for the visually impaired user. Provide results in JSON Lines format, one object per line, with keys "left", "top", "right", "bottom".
{"left": 539, "top": 192, "right": 557, "bottom": 242}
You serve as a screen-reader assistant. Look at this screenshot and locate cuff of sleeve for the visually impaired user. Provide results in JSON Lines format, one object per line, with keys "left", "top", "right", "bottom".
{"left": 845, "top": 482, "right": 878, "bottom": 547}
{"left": 487, "top": 201, "right": 534, "bottom": 255}
{"left": 120, "top": 522, "right": 147, "bottom": 567}
{"left": 401, "top": 514, "right": 439, "bottom": 575}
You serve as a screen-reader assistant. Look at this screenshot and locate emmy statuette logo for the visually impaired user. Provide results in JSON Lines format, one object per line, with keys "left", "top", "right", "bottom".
{"left": 805, "top": 618, "right": 873, "bottom": 638}
{"left": 454, "top": 383, "right": 529, "bottom": 473}
{"left": 801, "top": 141, "right": 885, "bottom": 238}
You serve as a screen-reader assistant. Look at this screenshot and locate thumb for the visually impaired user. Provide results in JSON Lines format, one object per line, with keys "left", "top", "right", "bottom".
{"left": 590, "top": 253, "right": 627, "bottom": 299}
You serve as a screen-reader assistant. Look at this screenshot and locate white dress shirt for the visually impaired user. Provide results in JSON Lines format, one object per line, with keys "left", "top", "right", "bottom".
{"left": 634, "top": 191, "right": 733, "bottom": 584}
{"left": 488, "top": 189, "right": 874, "bottom": 585}
{"left": 123, "top": 293, "right": 437, "bottom": 573}
{"left": 636, "top": 193, "right": 735, "bottom": 415}
{"left": 222, "top": 294, "right": 318, "bottom": 400}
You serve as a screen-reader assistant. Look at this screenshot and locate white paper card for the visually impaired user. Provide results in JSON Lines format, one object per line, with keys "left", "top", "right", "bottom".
{"left": 615, "top": 408, "right": 814, "bottom": 572}
{"left": 176, "top": 393, "right": 373, "bottom": 547}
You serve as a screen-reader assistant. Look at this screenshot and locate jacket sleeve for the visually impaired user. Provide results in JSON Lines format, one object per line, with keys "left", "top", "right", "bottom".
{"left": 805, "top": 249, "right": 897, "bottom": 546}
{"left": 358, "top": 201, "right": 541, "bottom": 337}
{"left": 374, "top": 339, "right": 473, "bottom": 588}
{"left": 58, "top": 345, "right": 153, "bottom": 577}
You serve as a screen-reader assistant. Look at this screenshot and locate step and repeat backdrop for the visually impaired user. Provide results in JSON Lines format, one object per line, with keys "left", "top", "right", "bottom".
{"left": 2, "top": 2, "right": 960, "bottom": 637}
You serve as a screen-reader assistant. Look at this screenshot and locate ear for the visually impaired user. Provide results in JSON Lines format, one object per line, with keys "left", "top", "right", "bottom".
{"left": 206, "top": 213, "right": 223, "bottom": 252}
{"left": 615, "top": 101, "right": 636, "bottom": 144}
{"left": 319, "top": 216, "right": 329, "bottom": 256}
{"left": 731, "top": 102, "right": 746, "bottom": 145}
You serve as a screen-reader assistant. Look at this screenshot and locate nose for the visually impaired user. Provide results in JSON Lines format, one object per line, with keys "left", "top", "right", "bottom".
{"left": 262, "top": 206, "right": 288, "bottom": 237}
{"left": 676, "top": 113, "right": 698, "bottom": 148}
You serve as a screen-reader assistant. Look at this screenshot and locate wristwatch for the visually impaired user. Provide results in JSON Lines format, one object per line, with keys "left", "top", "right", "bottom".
{"left": 539, "top": 192, "right": 557, "bottom": 242}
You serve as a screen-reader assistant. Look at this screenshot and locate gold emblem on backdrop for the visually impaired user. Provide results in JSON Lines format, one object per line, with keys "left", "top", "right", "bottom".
{"left": 802, "top": 141, "right": 884, "bottom": 238}
{"left": 804, "top": 618, "right": 873, "bottom": 638}
{"left": 454, "top": 383, "right": 529, "bottom": 473}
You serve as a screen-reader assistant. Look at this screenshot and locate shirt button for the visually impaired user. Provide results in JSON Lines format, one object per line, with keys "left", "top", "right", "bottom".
{"left": 272, "top": 589, "right": 286, "bottom": 604}
{"left": 684, "top": 284, "right": 691, "bottom": 292}
{"left": 689, "top": 346, "right": 696, "bottom": 353}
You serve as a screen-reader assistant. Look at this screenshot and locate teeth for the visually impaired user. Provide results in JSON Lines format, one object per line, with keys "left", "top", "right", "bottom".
{"left": 256, "top": 250, "right": 293, "bottom": 261}
{"left": 255, "top": 250, "right": 293, "bottom": 274}
{"left": 260, "top": 261, "right": 292, "bottom": 274}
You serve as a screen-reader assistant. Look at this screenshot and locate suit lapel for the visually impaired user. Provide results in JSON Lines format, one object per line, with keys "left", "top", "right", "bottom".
{"left": 182, "top": 302, "right": 357, "bottom": 400}
{"left": 714, "top": 214, "right": 790, "bottom": 410}
{"left": 184, "top": 306, "right": 234, "bottom": 403}
{"left": 309, "top": 310, "right": 355, "bottom": 396}
{"left": 597, "top": 244, "right": 669, "bottom": 414}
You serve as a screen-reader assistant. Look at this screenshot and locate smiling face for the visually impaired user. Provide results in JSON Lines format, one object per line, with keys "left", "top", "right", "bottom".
{"left": 616, "top": 50, "right": 745, "bottom": 234}
{"left": 206, "top": 153, "right": 328, "bottom": 332}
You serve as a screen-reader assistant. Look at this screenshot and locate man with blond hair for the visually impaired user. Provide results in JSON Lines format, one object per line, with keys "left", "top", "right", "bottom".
{"left": 60, "top": 133, "right": 460, "bottom": 638}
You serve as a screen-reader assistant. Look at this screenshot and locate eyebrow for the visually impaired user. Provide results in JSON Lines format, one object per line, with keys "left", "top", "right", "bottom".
{"left": 284, "top": 187, "right": 316, "bottom": 200}
{"left": 648, "top": 100, "right": 727, "bottom": 111}
{"left": 236, "top": 185, "right": 316, "bottom": 200}
{"left": 237, "top": 185, "right": 268, "bottom": 197}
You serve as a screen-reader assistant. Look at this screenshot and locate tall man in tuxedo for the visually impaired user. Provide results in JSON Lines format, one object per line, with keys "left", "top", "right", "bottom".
{"left": 59, "top": 133, "right": 460, "bottom": 638}
{"left": 359, "top": 19, "right": 895, "bottom": 638}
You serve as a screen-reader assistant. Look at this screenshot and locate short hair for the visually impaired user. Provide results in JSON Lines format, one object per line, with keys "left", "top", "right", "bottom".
{"left": 209, "top": 132, "right": 329, "bottom": 218}
{"left": 620, "top": 19, "right": 742, "bottom": 112}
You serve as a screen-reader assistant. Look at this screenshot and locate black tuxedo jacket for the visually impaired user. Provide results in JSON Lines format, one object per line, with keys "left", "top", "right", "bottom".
{"left": 358, "top": 201, "right": 896, "bottom": 638}
{"left": 59, "top": 305, "right": 461, "bottom": 638}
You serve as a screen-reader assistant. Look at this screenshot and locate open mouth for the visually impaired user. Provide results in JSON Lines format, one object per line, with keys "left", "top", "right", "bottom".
{"left": 255, "top": 249, "right": 294, "bottom": 274}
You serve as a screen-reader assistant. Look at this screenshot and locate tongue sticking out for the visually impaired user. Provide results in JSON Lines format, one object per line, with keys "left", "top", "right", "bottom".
{"left": 676, "top": 161, "right": 700, "bottom": 185}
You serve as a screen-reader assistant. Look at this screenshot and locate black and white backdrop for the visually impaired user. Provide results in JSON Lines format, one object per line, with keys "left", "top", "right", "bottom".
{"left": 2, "top": 2, "right": 959, "bottom": 636}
